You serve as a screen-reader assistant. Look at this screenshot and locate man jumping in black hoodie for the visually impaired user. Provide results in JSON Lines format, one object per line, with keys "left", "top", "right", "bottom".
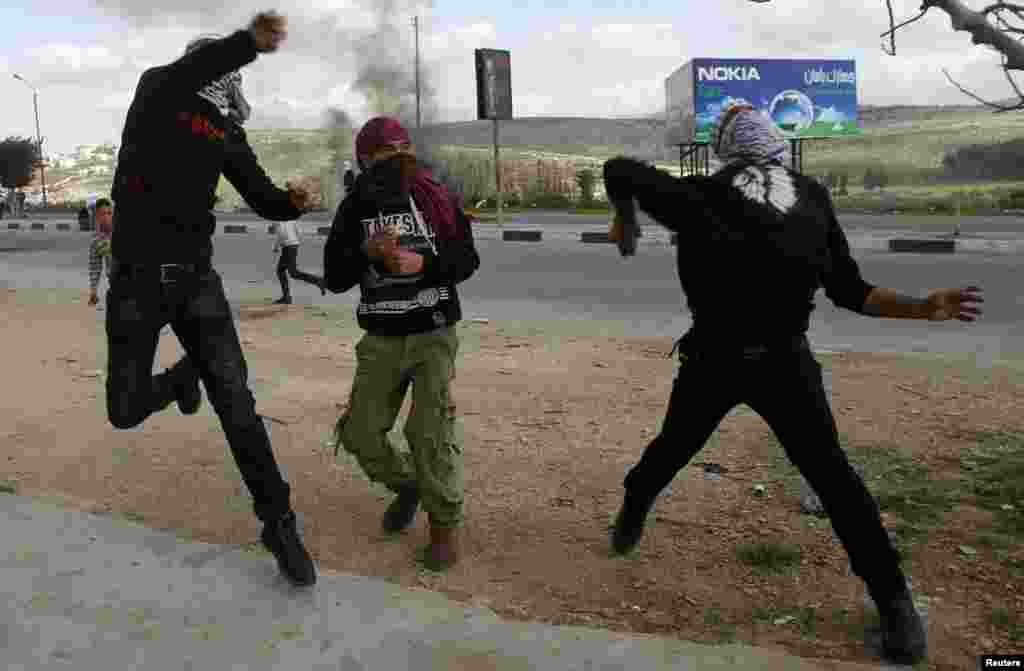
{"left": 105, "top": 11, "right": 318, "bottom": 587}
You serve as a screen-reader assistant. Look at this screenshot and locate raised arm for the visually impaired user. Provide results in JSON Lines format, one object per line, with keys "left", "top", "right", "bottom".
{"left": 602, "top": 156, "right": 725, "bottom": 233}
{"left": 162, "top": 30, "right": 259, "bottom": 97}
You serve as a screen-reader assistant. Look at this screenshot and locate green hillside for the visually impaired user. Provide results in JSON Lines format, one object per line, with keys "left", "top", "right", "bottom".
{"left": 45, "top": 107, "right": 1022, "bottom": 210}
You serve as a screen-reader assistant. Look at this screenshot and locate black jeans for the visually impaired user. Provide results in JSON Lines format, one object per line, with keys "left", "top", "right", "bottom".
{"left": 276, "top": 245, "right": 321, "bottom": 298}
{"left": 105, "top": 266, "right": 291, "bottom": 522}
{"left": 623, "top": 338, "right": 907, "bottom": 601}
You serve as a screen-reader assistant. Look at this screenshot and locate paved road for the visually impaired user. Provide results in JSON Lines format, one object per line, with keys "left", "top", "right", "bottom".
{"left": 19, "top": 207, "right": 1024, "bottom": 237}
{"left": 2, "top": 229, "right": 1021, "bottom": 359}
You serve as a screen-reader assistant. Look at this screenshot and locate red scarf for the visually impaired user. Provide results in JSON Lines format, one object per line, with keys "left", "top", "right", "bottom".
{"left": 356, "top": 117, "right": 458, "bottom": 240}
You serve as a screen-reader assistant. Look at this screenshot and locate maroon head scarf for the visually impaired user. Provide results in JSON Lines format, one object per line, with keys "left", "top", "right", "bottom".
{"left": 355, "top": 116, "right": 458, "bottom": 240}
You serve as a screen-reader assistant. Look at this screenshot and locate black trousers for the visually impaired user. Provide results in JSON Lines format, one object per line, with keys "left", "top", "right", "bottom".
{"left": 104, "top": 266, "right": 291, "bottom": 522}
{"left": 276, "top": 245, "right": 321, "bottom": 297}
{"left": 623, "top": 338, "right": 907, "bottom": 601}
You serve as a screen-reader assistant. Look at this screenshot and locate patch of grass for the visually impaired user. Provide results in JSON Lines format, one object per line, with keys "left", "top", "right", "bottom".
{"left": 1002, "top": 555, "right": 1024, "bottom": 578}
{"left": 703, "top": 608, "right": 736, "bottom": 644}
{"left": 736, "top": 542, "right": 802, "bottom": 575}
{"left": 120, "top": 511, "right": 146, "bottom": 524}
{"left": 989, "top": 607, "right": 1024, "bottom": 642}
{"left": 962, "top": 431, "right": 1024, "bottom": 540}
{"left": 0, "top": 480, "right": 16, "bottom": 494}
{"left": 845, "top": 444, "right": 959, "bottom": 527}
{"left": 704, "top": 608, "right": 723, "bottom": 627}
{"left": 975, "top": 532, "right": 1013, "bottom": 550}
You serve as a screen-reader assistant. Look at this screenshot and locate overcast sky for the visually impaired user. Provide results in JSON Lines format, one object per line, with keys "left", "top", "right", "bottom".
{"left": 1, "top": 0, "right": 1018, "bottom": 155}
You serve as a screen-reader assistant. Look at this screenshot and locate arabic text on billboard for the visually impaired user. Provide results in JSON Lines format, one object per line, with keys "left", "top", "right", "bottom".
{"left": 666, "top": 58, "right": 860, "bottom": 145}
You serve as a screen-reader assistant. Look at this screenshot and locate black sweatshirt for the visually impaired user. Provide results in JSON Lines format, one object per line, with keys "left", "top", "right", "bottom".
{"left": 602, "top": 156, "right": 875, "bottom": 344}
{"left": 110, "top": 30, "right": 302, "bottom": 266}
{"left": 323, "top": 179, "right": 480, "bottom": 335}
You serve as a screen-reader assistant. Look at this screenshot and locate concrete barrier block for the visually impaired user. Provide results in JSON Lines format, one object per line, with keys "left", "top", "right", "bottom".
{"left": 223, "top": 224, "right": 248, "bottom": 234}
{"left": 56, "top": 223, "right": 71, "bottom": 231}
{"left": 30, "top": 222, "right": 45, "bottom": 231}
{"left": 580, "top": 231, "right": 613, "bottom": 244}
{"left": 502, "top": 230, "right": 542, "bottom": 242}
{"left": 888, "top": 238, "right": 955, "bottom": 254}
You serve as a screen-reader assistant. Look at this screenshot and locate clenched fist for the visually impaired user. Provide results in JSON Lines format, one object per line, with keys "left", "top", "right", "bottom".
{"left": 365, "top": 232, "right": 399, "bottom": 260}
{"left": 286, "top": 176, "right": 321, "bottom": 211}
{"left": 249, "top": 11, "right": 288, "bottom": 53}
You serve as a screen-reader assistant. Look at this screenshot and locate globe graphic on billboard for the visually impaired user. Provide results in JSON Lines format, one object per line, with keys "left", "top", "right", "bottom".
{"left": 769, "top": 90, "right": 815, "bottom": 134}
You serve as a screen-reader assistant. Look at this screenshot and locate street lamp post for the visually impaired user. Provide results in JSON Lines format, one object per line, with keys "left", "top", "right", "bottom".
{"left": 12, "top": 74, "right": 47, "bottom": 208}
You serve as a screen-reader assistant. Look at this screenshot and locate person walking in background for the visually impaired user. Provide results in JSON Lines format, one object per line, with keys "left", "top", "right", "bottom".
{"left": 104, "top": 10, "right": 320, "bottom": 587}
{"left": 272, "top": 218, "right": 324, "bottom": 305}
{"left": 324, "top": 116, "right": 479, "bottom": 571}
{"left": 88, "top": 198, "right": 114, "bottom": 307}
{"left": 601, "top": 102, "right": 983, "bottom": 666}
{"left": 342, "top": 160, "right": 356, "bottom": 198}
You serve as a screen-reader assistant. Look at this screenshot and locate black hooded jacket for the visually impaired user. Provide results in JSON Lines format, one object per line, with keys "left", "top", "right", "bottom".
{"left": 323, "top": 171, "right": 479, "bottom": 335}
{"left": 110, "top": 30, "right": 302, "bottom": 266}
{"left": 602, "top": 156, "right": 875, "bottom": 345}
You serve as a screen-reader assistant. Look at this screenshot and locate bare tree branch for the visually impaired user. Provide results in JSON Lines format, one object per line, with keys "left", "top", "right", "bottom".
{"left": 943, "top": 67, "right": 1024, "bottom": 109}
{"left": 926, "top": 0, "right": 1024, "bottom": 70}
{"left": 880, "top": 4, "right": 930, "bottom": 54}
{"left": 748, "top": 0, "right": 1024, "bottom": 110}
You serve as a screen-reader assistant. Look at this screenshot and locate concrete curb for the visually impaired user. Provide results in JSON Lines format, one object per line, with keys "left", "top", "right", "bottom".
{"left": 0, "top": 493, "right": 882, "bottom": 671}
{"left": 5, "top": 219, "right": 1022, "bottom": 254}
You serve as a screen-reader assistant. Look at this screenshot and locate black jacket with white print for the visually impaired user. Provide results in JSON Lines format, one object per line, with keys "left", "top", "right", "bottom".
{"left": 323, "top": 179, "right": 480, "bottom": 336}
{"left": 602, "top": 156, "right": 875, "bottom": 345}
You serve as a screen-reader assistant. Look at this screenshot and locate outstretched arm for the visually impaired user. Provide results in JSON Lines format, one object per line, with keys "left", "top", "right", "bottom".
{"left": 602, "top": 156, "right": 725, "bottom": 233}
{"left": 862, "top": 286, "right": 984, "bottom": 321}
{"left": 818, "top": 183, "right": 984, "bottom": 320}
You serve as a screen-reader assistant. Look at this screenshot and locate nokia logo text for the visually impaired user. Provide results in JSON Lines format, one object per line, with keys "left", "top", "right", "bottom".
{"left": 698, "top": 66, "right": 761, "bottom": 82}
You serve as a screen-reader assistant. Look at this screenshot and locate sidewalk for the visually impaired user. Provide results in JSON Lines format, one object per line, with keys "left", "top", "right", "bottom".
{"left": 2, "top": 493, "right": 890, "bottom": 671}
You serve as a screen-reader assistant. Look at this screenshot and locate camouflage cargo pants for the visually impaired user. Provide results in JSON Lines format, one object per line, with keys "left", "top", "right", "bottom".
{"left": 335, "top": 325, "right": 463, "bottom": 527}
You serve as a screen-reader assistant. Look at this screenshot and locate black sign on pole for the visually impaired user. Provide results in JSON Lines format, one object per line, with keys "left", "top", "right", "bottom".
{"left": 475, "top": 49, "right": 512, "bottom": 120}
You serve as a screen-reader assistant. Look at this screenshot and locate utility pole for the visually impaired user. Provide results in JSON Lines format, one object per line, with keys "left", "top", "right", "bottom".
{"left": 13, "top": 74, "right": 47, "bottom": 207}
{"left": 412, "top": 15, "right": 421, "bottom": 129}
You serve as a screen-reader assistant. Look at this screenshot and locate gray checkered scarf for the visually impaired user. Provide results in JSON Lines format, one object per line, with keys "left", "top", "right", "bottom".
{"left": 710, "top": 103, "right": 796, "bottom": 214}
{"left": 184, "top": 36, "right": 252, "bottom": 125}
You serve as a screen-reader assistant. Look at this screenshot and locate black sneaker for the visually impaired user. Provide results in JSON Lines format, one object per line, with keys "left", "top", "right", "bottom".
{"left": 260, "top": 511, "right": 317, "bottom": 587}
{"left": 273, "top": 296, "right": 292, "bottom": 305}
{"left": 610, "top": 490, "right": 656, "bottom": 556}
{"left": 173, "top": 361, "right": 202, "bottom": 415}
{"left": 878, "top": 590, "right": 927, "bottom": 664}
{"left": 382, "top": 484, "right": 420, "bottom": 533}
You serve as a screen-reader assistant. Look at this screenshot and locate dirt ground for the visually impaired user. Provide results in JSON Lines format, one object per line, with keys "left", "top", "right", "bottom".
{"left": 2, "top": 286, "right": 1022, "bottom": 670}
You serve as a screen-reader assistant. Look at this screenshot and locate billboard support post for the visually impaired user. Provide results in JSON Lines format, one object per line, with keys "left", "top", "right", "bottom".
{"left": 494, "top": 118, "right": 502, "bottom": 231}
{"left": 475, "top": 47, "right": 512, "bottom": 234}
{"left": 790, "top": 139, "right": 804, "bottom": 173}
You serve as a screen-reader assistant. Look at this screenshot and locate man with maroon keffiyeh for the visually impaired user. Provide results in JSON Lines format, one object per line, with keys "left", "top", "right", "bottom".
{"left": 324, "top": 116, "right": 480, "bottom": 571}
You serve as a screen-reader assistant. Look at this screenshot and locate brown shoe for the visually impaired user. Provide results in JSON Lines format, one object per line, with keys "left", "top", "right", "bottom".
{"left": 423, "top": 524, "right": 459, "bottom": 571}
